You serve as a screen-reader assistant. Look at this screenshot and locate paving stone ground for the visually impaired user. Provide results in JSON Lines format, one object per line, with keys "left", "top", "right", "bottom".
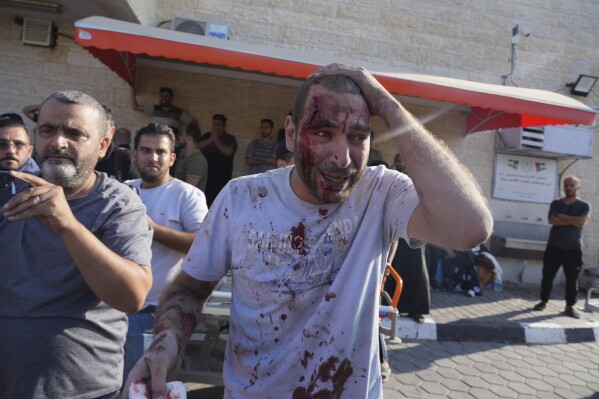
{"left": 392, "top": 281, "right": 599, "bottom": 344}
{"left": 185, "top": 282, "right": 599, "bottom": 398}
{"left": 382, "top": 340, "right": 599, "bottom": 399}
{"left": 429, "top": 281, "right": 598, "bottom": 329}
{"left": 187, "top": 340, "right": 599, "bottom": 398}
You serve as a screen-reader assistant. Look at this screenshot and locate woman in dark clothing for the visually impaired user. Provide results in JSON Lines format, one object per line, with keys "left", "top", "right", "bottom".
{"left": 385, "top": 239, "right": 430, "bottom": 323}
{"left": 381, "top": 153, "right": 431, "bottom": 323}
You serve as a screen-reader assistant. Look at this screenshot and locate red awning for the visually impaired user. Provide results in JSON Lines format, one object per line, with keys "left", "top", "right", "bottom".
{"left": 74, "top": 16, "right": 597, "bottom": 133}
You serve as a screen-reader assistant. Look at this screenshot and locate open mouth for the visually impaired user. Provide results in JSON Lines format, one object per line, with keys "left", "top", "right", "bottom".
{"left": 321, "top": 172, "right": 350, "bottom": 183}
{"left": 320, "top": 171, "right": 355, "bottom": 191}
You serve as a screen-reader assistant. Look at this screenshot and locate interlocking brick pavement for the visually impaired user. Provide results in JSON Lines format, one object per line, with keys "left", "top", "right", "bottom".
{"left": 185, "top": 282, "right": 599, "bottom": 397}
{"left": 187, "top": 340, "right": 599, "bottom": 398}
{"left": 395, "top": 281, "right": 599, "bottom": 344}
{"left": 382, "top": 340, "right": 599, "bottom": 399}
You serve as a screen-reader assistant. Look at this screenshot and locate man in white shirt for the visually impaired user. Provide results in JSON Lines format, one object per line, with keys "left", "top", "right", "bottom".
{"left": 124, "top": 64, "right": 492, "bottom": 399}
{"left": 123, "top": 122, "right": 208, "bottom": 381}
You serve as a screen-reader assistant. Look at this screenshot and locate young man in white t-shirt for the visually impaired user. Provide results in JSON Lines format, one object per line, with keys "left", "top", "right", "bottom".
{"left": 123, "top": 123, "right": 208, "bottom": 382}
{"left": 124, "top": 64, "right": 492, "bottom": 399}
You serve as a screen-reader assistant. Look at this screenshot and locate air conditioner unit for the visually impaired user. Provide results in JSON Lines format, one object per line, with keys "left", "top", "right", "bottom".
{"left": 172, "top": 17, "right": 207, "bottom": 36}
{"left": 498, "top": 125, "right": 594, "bottom": 158}
{"left": 22, "top": 18, "right": 56, "bottom": 47}
{"left": 171, "top": 17, "right": 228, "bottom": 39}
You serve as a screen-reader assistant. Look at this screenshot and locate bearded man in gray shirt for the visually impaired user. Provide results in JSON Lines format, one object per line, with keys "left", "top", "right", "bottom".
{"left": 0, "top": 90, "right": 153, "bottom": 399}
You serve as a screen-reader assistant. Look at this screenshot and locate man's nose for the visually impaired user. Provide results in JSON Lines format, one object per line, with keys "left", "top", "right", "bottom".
{"left": 5, "top": 143, "right": 17, "bottom": 154}
{"left": 50, "top": 132, "right": 69, "bottom": 149}
{"left": 328, "top": 138, "right": 351, "bottom": 169}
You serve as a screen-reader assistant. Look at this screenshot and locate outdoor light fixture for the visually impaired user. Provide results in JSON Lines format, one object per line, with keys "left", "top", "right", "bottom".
{"left": 0, "top": 0, "right": 62, "bottom": 14}
{"left": 568, "top": 74, "right": 598, "bottom": 97}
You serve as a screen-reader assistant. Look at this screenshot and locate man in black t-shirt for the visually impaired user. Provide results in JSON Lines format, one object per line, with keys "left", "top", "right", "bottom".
{"left": 198, "top": 114, "right": 237, "bottom": 205}
{"left": 132, "top": 87, "right": 197, "bottom": 134}
{"left": 95, "top": 141, "right": 139, "bottom": 182}
{"left": 95, "top": 108, "right": 139, "bottom": 182}
{"left": 534, "top": 176, "right": 590, "bottom": 318}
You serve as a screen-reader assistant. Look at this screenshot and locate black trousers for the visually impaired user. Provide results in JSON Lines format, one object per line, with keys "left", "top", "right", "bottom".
{"left": 540, "top": 245, "right": 583, "bottom": 307}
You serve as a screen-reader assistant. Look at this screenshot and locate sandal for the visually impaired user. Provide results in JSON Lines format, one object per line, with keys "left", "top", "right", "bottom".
{"left": 381, "top": 361, "right": 391, "bottom": 382}
{"left": 409, "top": 313, "right": 425, "bottom": 323}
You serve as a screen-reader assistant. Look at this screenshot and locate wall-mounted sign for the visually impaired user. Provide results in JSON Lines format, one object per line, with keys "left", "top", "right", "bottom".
{"left": 493, "top": 153, "right": 557, "bottom": 204}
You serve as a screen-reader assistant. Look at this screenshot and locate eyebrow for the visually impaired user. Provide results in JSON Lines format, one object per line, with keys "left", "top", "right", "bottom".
{"left": 0, "top": 139, "right": 27, "bottom": 144}
{"left": 139, "top": 146, "right": 166, "bottom": 151}
{"left": 37, "top": 122, "right": 87, "bottom": 135}
{"left": 349, "top": 123, "right": 372, "bottom": 134}
{"left": 304, "top": 118, "right": 371, "bottom": 134}
{"left": 37, "top": 122, "right": 57, "bottom": 130}
{"left": 304, "top": 118, "right": 341, "bottom": 130}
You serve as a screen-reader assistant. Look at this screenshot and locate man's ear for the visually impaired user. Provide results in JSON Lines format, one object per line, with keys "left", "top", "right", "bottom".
{"left": 98, "top": 134, "right": 111, "bottom": 159}
{"left": 170, "top": 152, "right": 176, "bottom": 167}
{"left": 285, "top": 115, "right": 295, "bottom": 153}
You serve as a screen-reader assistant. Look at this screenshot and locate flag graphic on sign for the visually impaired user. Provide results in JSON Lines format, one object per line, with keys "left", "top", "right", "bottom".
{"left": 507, "top": 159, "right": 519, "bottom": 170}
{"left": 535, "top": 162, "right": 546, "bottom": 172}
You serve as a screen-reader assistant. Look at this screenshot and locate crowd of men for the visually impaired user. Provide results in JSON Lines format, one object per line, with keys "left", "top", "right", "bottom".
{"left": 18, "top": 62, "right": 595, "bottom": 399}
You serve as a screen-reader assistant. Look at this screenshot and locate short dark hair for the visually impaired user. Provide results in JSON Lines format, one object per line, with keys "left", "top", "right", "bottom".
{"left": 0, "top": 116, "right": 28, "bottom": 132}
{"left": 102, "top": 105, "right": 115, "bottom": 129}
{"left": 41, "top": 91, "right": 109, "bottom": 137}
{"left": 185, "top": 124, "right": 203, "bottom": 144}
{"left": 0, "top": 113, "right": 24, "bottom": 124}
{"left": 159, "top": 87, "right": 174, "bottom": 96}
{"left": 292, "top": 75, "right": 363, "bottom": 126}
{"left": 275, "top": 141, "right": 291, "bottom": 161}
{"left": 134, "top": 123, "right": 176, "bottom": 152}
{"left": 212, "top": 114, "right": 227, "bottom": 124}
{"left": 261, "top": 118, "right": 274, "bottom": 128}
{"left": 276, "top": 128, "right": 286, "bottom": 142}
{"left": 114, "top": 127, "right": 131, "bottom": 140}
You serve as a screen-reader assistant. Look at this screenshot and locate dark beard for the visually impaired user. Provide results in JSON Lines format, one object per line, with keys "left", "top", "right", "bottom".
{"left": 299, "top": 163, "right": 364, "bottom": 204}
{"left": 139, "top": 170, "right": 162, "bottom": 183}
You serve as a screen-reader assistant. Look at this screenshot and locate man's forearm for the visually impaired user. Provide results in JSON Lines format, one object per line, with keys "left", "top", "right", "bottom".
{"left": 152, "top": 223, "right": 197, "bottom": 254}
{"left": 197, "top": 137, "right": 212, "bottom": 150}
{"left": 256, "top": 156, "right": 276, "bottom": 165}
{"left": 548, "top": 215, "right": 569, "bottom": 226}
{"left": 185, "top": 175, "right": 202, "bottom": 188}
{"left": 153, "top": 277, "right": 217, "bottom": 379}
{"left": 214, "top": 137, "right": 235, "bottom": 156}
{"left": 246, "top": 156, "right": 276, "bottom": 165}
{"left": 554, "top": 213, "right": 588, "bottom": 228}
{"left": 390, "top": 102, "right": 492, "bottom": 250}
{"left": 62, "top": 221, "right": 152, "bottom": 313}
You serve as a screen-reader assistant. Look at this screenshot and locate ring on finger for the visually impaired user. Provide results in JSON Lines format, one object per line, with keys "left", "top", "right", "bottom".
{"left": 33, "top": 195, "right": 41, "bottom": 205}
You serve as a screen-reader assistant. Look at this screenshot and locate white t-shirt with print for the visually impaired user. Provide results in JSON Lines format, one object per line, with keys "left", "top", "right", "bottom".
{"left": 128, "top": 178, "right": 208, "bottom": 306}
{"left": 184, "top": 166, "right": 420, "bottom": 398}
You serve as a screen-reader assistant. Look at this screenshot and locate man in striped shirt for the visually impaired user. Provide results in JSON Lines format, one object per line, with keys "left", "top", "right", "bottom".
{"left": 245, "top": 118, "right": 277, "bottom": 175}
